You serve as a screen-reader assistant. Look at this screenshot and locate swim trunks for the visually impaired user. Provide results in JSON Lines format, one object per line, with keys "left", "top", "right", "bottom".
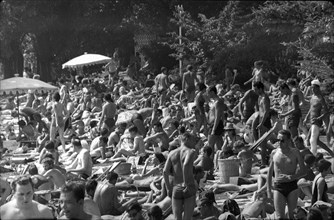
{"left": 273, "top": 180, "right": 298, "bottom": 198}
{"left": 173, "top": 183, "right": 197, "bottom": 200}
{"left": 213, "top": 120, "right": 225, "bottom": 136}
{"left": 104, "top": 117, "right": 115, "bottom": 129}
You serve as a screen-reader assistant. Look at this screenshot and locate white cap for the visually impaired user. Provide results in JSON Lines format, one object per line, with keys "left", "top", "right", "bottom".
{"left": 311, "top": 79, "right": 321, "bottom": 86}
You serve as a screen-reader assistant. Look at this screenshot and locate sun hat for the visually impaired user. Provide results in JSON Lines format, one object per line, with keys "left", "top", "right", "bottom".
{"left": 311, "top": 79, "right": 321, "bottom": 86}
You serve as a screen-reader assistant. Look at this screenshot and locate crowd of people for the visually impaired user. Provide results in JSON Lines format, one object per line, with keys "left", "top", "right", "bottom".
{"left": 0, "top": 59, "right": 334, "bottom": 220}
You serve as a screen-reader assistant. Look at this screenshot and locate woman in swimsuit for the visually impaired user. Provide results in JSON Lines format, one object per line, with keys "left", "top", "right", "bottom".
{"left": 311, "top": 159, "right": 331, "bottom": 205}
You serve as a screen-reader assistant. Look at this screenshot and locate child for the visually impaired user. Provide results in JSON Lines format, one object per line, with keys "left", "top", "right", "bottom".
{"left": 234, "top": 140, "right": 259, "bottom": 177}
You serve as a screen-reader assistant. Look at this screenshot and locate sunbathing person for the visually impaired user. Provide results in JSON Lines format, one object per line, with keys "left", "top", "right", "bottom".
{"left": 107, "top": 123, "right": 127, "bottom": 148}
{"left": 235, "top": 140, "right": 259, "bottom": 177}
{"left": 112, "top": 126, "right": 146, "bottom": 162}
{"left": 65, "top": 138, "right": 92, "bottom": 179}
{"left": 90, "top": 136, "right": 108, "bottom": 160}
{"left": 41, "top": 157, "right": 66, "bottom": 189}
{"left": 144, "top": 122, "right": 169, "bottom": 153}
{"left": 94, "top": 171, "right": 136, "bottom": 216}
{"left": 38, "top": 140, "right": 59, "bottom": 165}
{"left": 0, "top": 175, "right": 54, "bottom": 220}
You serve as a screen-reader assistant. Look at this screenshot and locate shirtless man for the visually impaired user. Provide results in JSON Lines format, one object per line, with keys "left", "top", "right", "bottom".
{"left": 155, "top": 67, "right": 169, "bottom": 106}
{"left": 65, "top": 138, "right": 93, "bottom": 179}
{"left": 253, "top": 81, "right": 271, "bottom": 165}
{"left": 99, "top": 94, "right": 117, "bottom": 132}
{"left": 163, "top": 132, "right": 197, "bottom": 220}
{"left": 267, "top": 130, "right": 306, "bottom": 219}
{"left": 59, "top": 181, "right": 99, "bottom": 220}
{"left": 41, "top": 157, "right": 66, "bottom": 189}
{"left": 207, "top": 85, "right": 226, "bottom": 152}
{"left": 107, "top": 123, "right": 126, "bottom": 147}
{"left": 279, "top": 83, "right": 301, "bottom": 139}
{"left": 182, "top": 65, "right": 197, "bottom": 102}
{"left": 50, "top": 92, "right": 68, "bottom": 153}
{"left": 303, "top": 79, "right": 333, "bottom": 156}
{"left": 238, "top": 82, "right": 259, "bottom": 123}
{"left": 0, "top": 175, "right": 54, "bottom": 219}
{"left": 144, "top": 122, "right": 169, "bottom": 152}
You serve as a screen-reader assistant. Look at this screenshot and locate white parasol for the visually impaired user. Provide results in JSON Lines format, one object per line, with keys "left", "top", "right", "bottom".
{"left": 62, "top": 52, "right": 112, "bottom": 69}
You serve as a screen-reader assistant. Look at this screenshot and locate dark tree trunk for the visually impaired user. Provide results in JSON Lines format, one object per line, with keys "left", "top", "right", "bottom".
{"left": 35, "top": 32, "right": 52, "bottom": 82}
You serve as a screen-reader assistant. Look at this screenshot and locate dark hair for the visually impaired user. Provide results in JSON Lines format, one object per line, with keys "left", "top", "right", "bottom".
{"left": 107, "top": 171, "right": 118, "bottom": 183}
{"left": 279, "top": 83, "right": 289, "bottom": 90}
{"left": 316, "top": 159, "right": 331, "bottom": 173}
{"left": 85, "top": 179, "right": 98, "bottom": 194}
{"left": 203, "top": 146, "right": 213, "bottom": 156}
{"left": 11, "top": 175, "right": 34, "bottom": 192}
{"left": 307, "top": 207, "right": 323, "bottom": 220}
{"left": 99, "top": 136, "right": 108, "bottom": 144}
{"left": 100, "top": 128, "right": 109, "bottom": 136}
{"left": 154, "top": 122, "right": 162, "bottom": 128}
{"left": 171, "top": 120, "right": 179, "bottom": 129}
{"left": 161, "top": 67, "right": 167, "bottom": 72}
{"left": 293, "top": 136, "right": 304, "bottom": 143}
{"left": 179, "top": 126, "right": 186, "bottom": 134}
{"left": 41, "top": 157, "right": 54, "bottom": 166}
{"left": 186, "top": 65, "right": 193, "bottom": 71}
{"left": 287, "top": 78, "right": 297, "bottom": 87}
{"left": 18, "top": 120, "right": 26, "bottom": 127}
{"left": 128, "top": 125, "right": 138, "bottom": 133}
{"left": 28, "top": 164, "right": 38, "bottom": 175}
{"left": 90, "top": 120, "right": 98, "bottom": 128}
{"left": 304, "top": 154, "right": 316, "bottom": 166}
{"left": 208, "top": 86, "right": 217, "bottom": 95}
{"left": 72, "top": 138, "right": 82, "bottom": 147}
{"left": 222, "top": 199, "right": 240, "bottom": 216}
{"left": 198, "top": 83, "right": 207, "bottom": 91}
{"left": 44, "top": 141, "right": 55, "bottom": 150}
{"left": 53, "top": 92, "right": 61, "bottom": 102}
{"left": 278, "top": 129, "right": 291, "bottom": 140}
{"left": 154, "top": 153, "right": 166, "bottom": 164}
{"left": 194, "top": 165, "right": 204, "bottom": 175}
{"left": 148, "top": 205, "right": 163, "bottom": 219}
{"left": 61, "top": 181, "right": 85, "bottom": 202}
{"left": 127, "top": 202, "right": 142, "bottom": 213}
{"left": 233, "top": 140, "right": 245, "bottom": 150}
{"left": 253, "top": 81, "right": 264, "bottom": 90}
{"left": 104, "top": 93, "right": 112, "bottom": 102}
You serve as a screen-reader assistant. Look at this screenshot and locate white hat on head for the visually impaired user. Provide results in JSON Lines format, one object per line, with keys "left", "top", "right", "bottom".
{"left": 311, "top": 79, "right": 321, "bottom": 86}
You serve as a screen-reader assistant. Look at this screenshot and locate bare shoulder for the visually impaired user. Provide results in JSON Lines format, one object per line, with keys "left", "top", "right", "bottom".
{"left": 35, "top": 200, "right": 53, "bottom": 217}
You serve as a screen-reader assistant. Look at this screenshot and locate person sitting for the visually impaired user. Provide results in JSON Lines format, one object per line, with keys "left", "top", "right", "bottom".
{"left": 84, "top": 179, "right": 101, "bottom": 217}
{"left": 234, "top": 140, "right": 258, "bottom": 177}
{"left": 144, "top": 122, "right": 169, "bottom": 153}
{"left": 65, "top": 138, "right": 93, "bottom": 179}
{"left": 36, "top": 127, "right": 50, "bottom": 152}
{"left": 41, "top": 157, "right": 66, "bottom": 189}
{"left": 125, "top": 202, "right": 146, "bottom": 220}
{"left": 16, "top": 119, "right": 36, "bottom": 141}
{"left": 194, "top": 145, "right": 214, "bottom": 173}
{"left": 90, "top": 128, "right": 109, "bottom": 153}
{"left": 90, "top": 136, "right": 108, "bottom": 160}
{"left": 311, "top": 159, "right": 331, "bottom": 205}
{"left": 0, "top": 175, "right": 54, "bottom": 219}
{"left": 94, "top": 171, "right": 136, "bottom": 216}
{"left": 38, "top": 140, "right": 59, "bottom": 165}
{"left": 194, "top": 190, "right": 221, "bottom": 220}
{"left": 59, "top": 181, "right": 99, "bottom": 220}
{"left": 112, "top": 126, "right": 146, "bottom": 163}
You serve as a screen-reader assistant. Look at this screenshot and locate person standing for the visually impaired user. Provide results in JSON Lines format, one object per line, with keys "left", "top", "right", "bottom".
{"left": 253, "top": 81, "right": 271, "bottom": 166}
{"left": 50, "top": 92, "right": 67, "bottom": 153}
{"left": 267, "top": 130, "right": 306, "bottom": 219}
{"left": 207, "top": 86, "right": 227, "bottom": 152}
{"left": 163, "top": 132, "right": 197, "bottom": 220}
{"left": 279, "top": 83, "right": 301, "bottom": 139}
{"left": 182, "top": 65, "right": 197, "bottom": 102}
{"left": 303, "top": 79, "right": 333, "bottom": 156}
{"left": 238, "top": 82, "right": 259, "bottom": 123}
{"left": 155, "top": 67, "right": 169, "bottom": 106}
{"left": 99, "top": 94, "right": 117, "bottom": 133}
{"left": 0, "top": 175, "right": 54, "bottom": 219}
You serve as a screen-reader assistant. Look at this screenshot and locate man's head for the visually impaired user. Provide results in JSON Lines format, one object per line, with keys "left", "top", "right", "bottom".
{"left": 99, "top": 136, "right": 108, "bottom": 147}
{"left": 277, "top": 130, "right": 291, "bottom": 148}
{"left": 279, "top": 83, "right": 290, "bottom": 95}
{"left": 60, "top": 181, "right": 86, "bottom": 219}
{"left": 161, "top": 67, "right": 167, "bottom": 74}
{"left": 194, "top": 165, "right": 205, "bottom": 182}
{"left": 181, "top": 132, "right": 197, "bottom": 148}
{"left": 253, "top": 81, "right": 265, "bottom": 95}
{"left": 286, "top": 78, "right": 297, "bottom": 88}
{"left": 311, "top": 79, "right": 321, "bottom": 94}
{"left": 42, "top": 157, "right": 54, "bottom": 171}
{"left": 127, "top": 202, "right": 143, "bottom": 220}
{"left": 203, "top": 146, "right": 213, "bottom": 157}
{"left": 71, "top": 138, "right": 82, "bottom": 150}
{"left": 11, "top": 175, "right": 34, "bottom": 207}
{"left": 100, "top": 128, "right": 109, "bottom": 137}
{"left": 207, "top": 85, "right": 218, "bottom": 98}
{"left": 53, "top": 92, "right": 61, "bottom": 102}
{"left": 44, "top": 140, "right": 55, "bottom": 152}
{"left": 116, "top": 123, "right": 127, "bottom": 134}
{"left": 148, "top": 205, "right": 163, "bottom": 220}
{"left": 316, "top": 159, "right": 331, "bottom": 174}
{"left": 186, "top": 65, "right": 193, "bottom": 71}
{"left": 107, "top": 171, "right": 118, "bottom": 184}
{"left": 104, "top": 93, "right": 113, "bottom": 102}
{"left": 197, "top": 83, "right": 207, "bottom": 92}
{"left": 153, "top": 122, "right": 163, "bottom": 133}
{"left": 293, "top": 136, "right": 305, "bottom": 150}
